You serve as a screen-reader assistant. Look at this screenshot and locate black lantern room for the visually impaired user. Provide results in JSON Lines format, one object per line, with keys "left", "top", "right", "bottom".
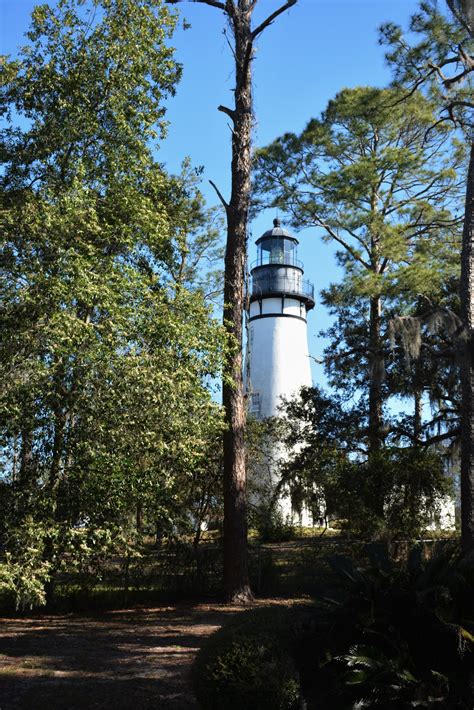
{"left": 250, "top": 219, "right": 314, "bottom": 311}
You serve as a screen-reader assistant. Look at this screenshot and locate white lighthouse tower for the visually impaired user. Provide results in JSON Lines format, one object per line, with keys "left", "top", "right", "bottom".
{"left": 246, "top": 219, "right": 315, "bottom": 520}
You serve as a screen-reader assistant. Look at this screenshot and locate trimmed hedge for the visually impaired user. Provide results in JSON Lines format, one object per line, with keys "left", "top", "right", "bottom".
{"left": 193, "top": 606, "right": 305, "bottom": 710}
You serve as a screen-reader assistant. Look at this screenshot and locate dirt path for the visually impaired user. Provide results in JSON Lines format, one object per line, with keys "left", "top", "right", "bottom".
{"left": 0, "top": 603, "right": 246, "bottom": 709}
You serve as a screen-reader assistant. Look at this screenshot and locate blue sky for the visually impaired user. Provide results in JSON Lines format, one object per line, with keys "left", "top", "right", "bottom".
{"left": 1, "top": 0, "right": 421, "bottom": 386}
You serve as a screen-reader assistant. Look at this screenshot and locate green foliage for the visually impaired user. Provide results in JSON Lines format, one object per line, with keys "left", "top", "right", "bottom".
{"left": 0, "top": 520, "right": 52, "bottom": 610}
{"left": 251, "top": 500, "right": 295, "bottom": 543}
{"left": 297, "top": 544, "right": 474, "bottom": 708}
{"left": 380, "top": 1, "right": 474, "bottom": 131}
{"left": 1, "top": 0, "right": 181, "bottom": 185}
{"left": 279, "top": 387, "right": 454, "bottom": 539}
{"left": 194, "top": 607, "right": 303, "bottom": 710}
{"left": 254, "top": 87, "right": 462, "bottom": 306}
{"left": 0, "top": 0, "right": 226, "bottom": 608}
{"left": 332, "top": 449, "right": 453, "bottom": 539}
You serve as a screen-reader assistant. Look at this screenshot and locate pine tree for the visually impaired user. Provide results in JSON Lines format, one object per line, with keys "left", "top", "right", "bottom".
{"left": 380, "top": 0, "right": 474, "bottom": 552}
{"left": 254, "top": 86, "right": 463, "bottom": 456}
{"left": 167, "top": 0, "right": 298, "bottom": 602}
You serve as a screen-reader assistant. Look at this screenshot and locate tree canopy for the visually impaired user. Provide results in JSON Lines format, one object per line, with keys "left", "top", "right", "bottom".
{"left": 254, "top": 86, "right": 463, "bottom": 455}
{"left": 0, "top": 0, "right": 225, "bottom": 608}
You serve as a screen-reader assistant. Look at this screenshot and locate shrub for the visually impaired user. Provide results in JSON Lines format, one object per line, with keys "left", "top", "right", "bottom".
{"left": 0, "top": 520, "right": 52, "bottom": 610}
{"left": 194, "top": 606, "right": 304, "bottom": 710}
{"left": 296, "top": 543, "right": 474, "bottom": 708}
{"left": 252, "top": 501, "right": 295, "bottom": 543}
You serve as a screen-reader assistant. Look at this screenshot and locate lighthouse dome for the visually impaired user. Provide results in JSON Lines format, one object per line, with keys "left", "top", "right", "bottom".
{"left": 256, "top": 217, "right": 298, "bottom": 245}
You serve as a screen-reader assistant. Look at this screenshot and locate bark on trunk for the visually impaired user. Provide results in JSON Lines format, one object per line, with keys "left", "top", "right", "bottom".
{"left": 19, "top": 429, "right": 34, "bottom": 487}
{"left": 368, "top": 295, "right": 384, "bottom": 454}
{"left": 222, "top": 6, "right": 253, "bottom": 603}
{"left": 176, "top": 0, "right": 297, "bottom": 602}
{"left": 414, "top": 387, "right": 422, "bottom": 443}
{"left": 460, "top": 139, "right": 474, "bottom": 554}
{"left": 136, "top": 502, "right": 143, "bottom": 532}
{"left": 49, "top": 409, "right": 66, "bottom": 501}
{"left": 17, "top": 429, "right": 34, "bottom": 517}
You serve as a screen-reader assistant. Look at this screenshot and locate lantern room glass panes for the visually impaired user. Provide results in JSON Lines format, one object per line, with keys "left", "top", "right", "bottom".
{"left": 257, "top": 237, "right": 298, "bottom": 267}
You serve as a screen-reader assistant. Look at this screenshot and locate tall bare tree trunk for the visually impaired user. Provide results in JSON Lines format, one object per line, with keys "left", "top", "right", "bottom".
{"left": 171, "top": 0, "right": 297, "bottom": 602}
{"left": 221, "top": 5, "right": 253, "bottom": 603}
{"left": 413, "top": 387, "right": 422, "bottom": 442}
{"left": 368, "top": 294, "right": 384, "bottom": 455}
{"left": 460, "top": 139, "right": 474, "bottom": 554}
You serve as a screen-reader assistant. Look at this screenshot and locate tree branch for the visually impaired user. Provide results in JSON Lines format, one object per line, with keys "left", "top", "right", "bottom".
{"left": 391, "top": 425, "right": 460, "bottom": 447}
{"left": 218, "top": 104, "right": 236, "bottom": 121}
{"left": 166, "top": 0, "right": 227, "bottom": 10}
{"left": 209, "top": 179, "right": 229, "bottom": 211}
{"left": 251, "top": 0, "right": 297, "bottom": 40}
{"left": 446, "top": 0, "right": 473, "bottom": 36}
{"left": 312, "top": 217, "right": 372, "bottom": 270}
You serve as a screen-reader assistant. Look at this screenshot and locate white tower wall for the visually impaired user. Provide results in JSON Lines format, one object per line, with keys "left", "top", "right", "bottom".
{"left": 248, "top": 298, "right": 312, "bottom": 418}
{"left": 246, "top": 220, "right": 315, "bottom": 526}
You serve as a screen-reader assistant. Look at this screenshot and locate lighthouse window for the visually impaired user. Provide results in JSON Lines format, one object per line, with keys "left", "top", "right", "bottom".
{"left": 269, "top": 238, "right": 284, "bottom": 264}
{"left": 249, "top": 392, "right": 261, "bottom": 415}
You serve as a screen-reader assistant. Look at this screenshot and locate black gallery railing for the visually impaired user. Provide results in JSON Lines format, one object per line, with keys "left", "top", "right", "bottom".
{"left": 250, "top": 274, "right": 314, "bottom": 301}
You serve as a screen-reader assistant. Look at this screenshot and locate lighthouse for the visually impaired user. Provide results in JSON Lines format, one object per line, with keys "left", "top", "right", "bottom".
{"left": 246, "top": 219, "right": 315, "bottom": 520}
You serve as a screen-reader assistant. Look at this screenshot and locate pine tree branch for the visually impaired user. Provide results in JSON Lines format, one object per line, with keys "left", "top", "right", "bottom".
{"left": 218, "top": 104, "right": 236, "bottom": 121}
{"left": 166, "top": 0, "right": 227, "bottom": 10}
{"left": 313, "top": 218, "right": 372, "bottom": 270}
{"left": 391, "top": 425, "right": 460, "bottom": 446}
{"left": 209, "top": 179, "right": 229, "bottom": 210}
{"left": 446, "top": 0, "right": 473, "bottom": 36}
{"left": 251, "top": 0, "right": 297, "bottom": 40}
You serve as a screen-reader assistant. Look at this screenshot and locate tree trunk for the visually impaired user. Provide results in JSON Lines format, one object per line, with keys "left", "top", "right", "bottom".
{"left": 222, "top": 7, "right": 253, "bottom": 603}
{"left": 460, "top": 139, "right": 474, "bottom": 554}
{"left": 49, "top": 409, "right": 66, "bottom": 502}
{"left": 19, "top": 429, "right": 34, "bottom": 487}
{"left": 414, "top": 387, "right": 422, "bottom": 443}
{"left": 175, "top": 0, "right": 297, "bottom": 602}
{"left": 368, "top": 295, "right": 384, "bottom": 454}
{"left": 136, "top": 502, "right": 143, "bottom": 532}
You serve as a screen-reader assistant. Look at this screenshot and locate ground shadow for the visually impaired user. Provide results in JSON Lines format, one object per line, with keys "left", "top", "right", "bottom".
{"left": 0, "top": 604, "right": 242, "bottom": 710}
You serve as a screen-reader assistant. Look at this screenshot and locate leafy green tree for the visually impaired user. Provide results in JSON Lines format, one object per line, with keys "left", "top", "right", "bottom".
{"left": 0, "top": 0, "right": 225, "bottom": 608}
{"left": 380, "top": 0, "right": 474, "bottom": 553}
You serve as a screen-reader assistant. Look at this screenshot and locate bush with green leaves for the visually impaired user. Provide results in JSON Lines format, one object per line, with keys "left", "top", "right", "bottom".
{"left": 279, "top": 387, "right": 454, "bottom": 539}
{"left": 194, "top": 607, "right": 304, "bottom": 710}
{"left": 331, "top": 449, "right": 454, "bottom": 539}
{"left": 0, "top": 520, "right": 140, "bottom": 610}
{"left": 251, "top": 500, "right": 295, "bottom": 543}
{"left": 0, "top": 519, "right": 52, "bottom": 610}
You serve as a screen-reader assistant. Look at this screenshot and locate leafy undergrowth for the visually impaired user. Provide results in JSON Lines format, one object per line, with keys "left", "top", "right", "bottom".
{"left": 0, "top": 534, "right": 462, "bottom": 615}
{"left": 193, "top": 543, "right": 474, "bottom": 709}
{"left": 193, "top": 605, "right": 310, "bottom": 710}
